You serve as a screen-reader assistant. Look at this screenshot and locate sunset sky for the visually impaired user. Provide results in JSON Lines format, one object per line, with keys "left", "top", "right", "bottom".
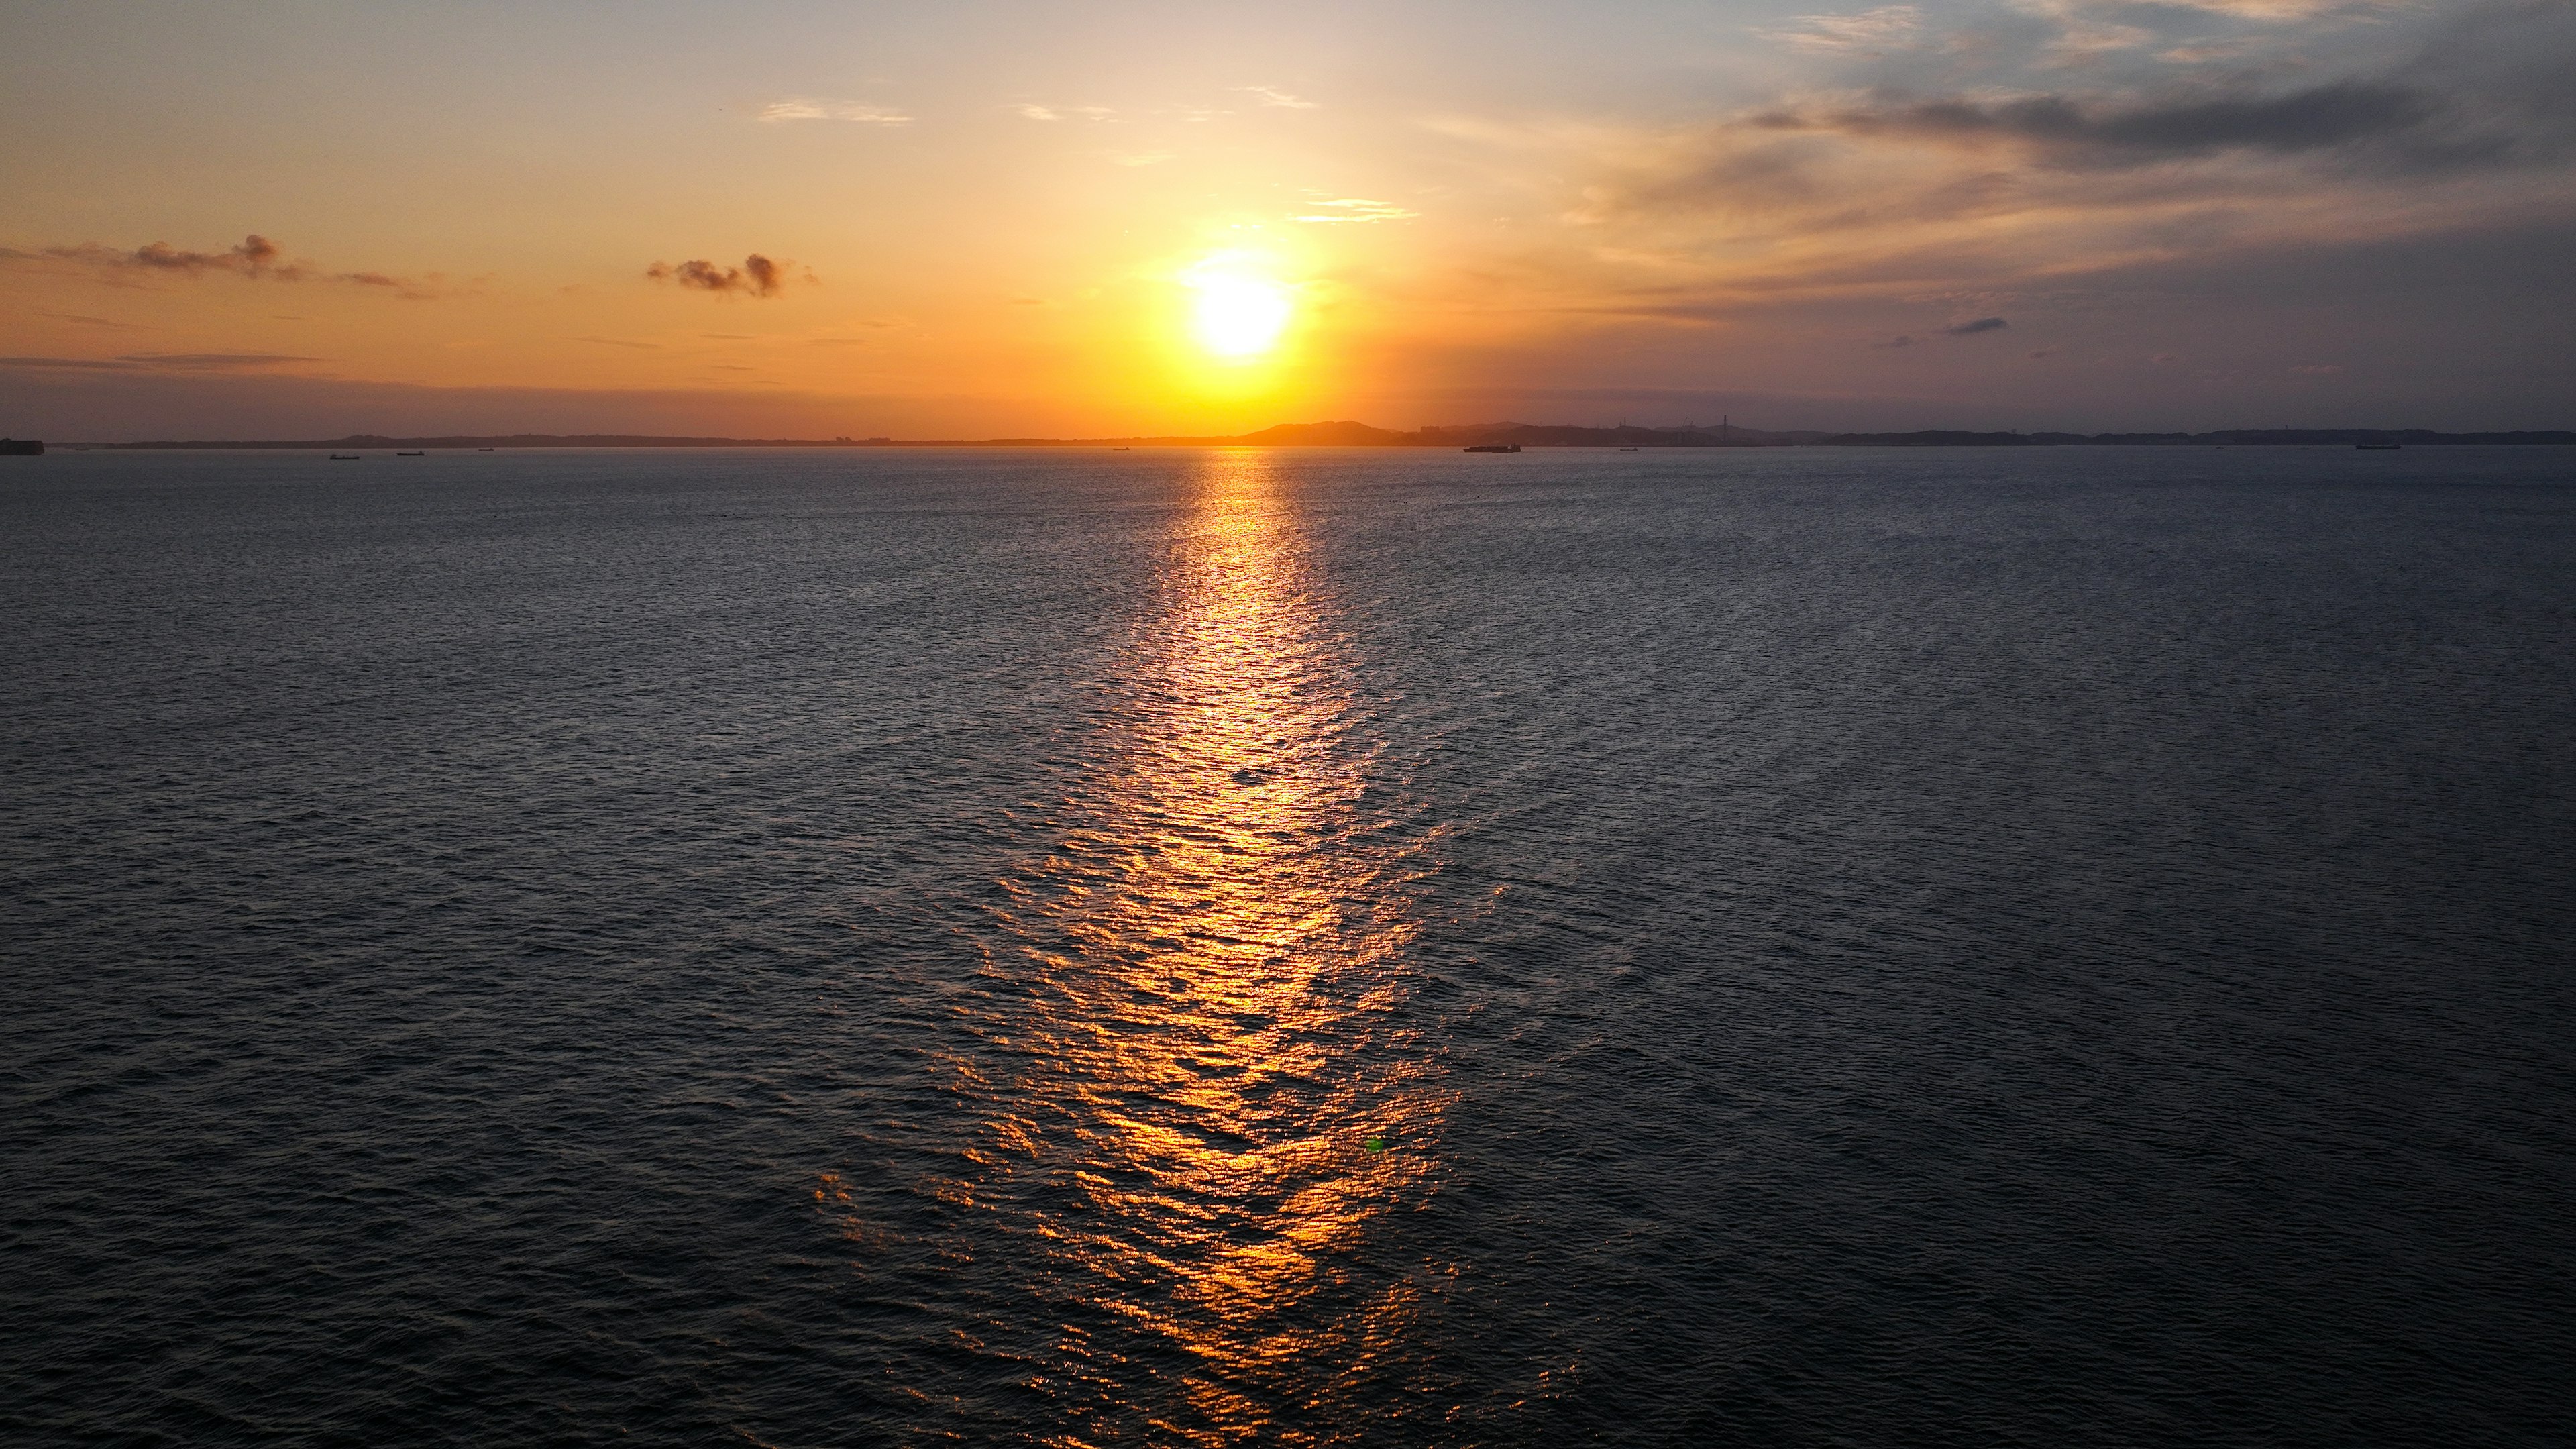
{"left": 5, "top": 0, "right": 2570, "bottom": 439}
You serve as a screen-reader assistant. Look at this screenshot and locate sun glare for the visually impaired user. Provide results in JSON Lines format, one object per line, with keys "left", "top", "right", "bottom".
{"left": 1187, "top": 262, "right": 1293, "bottom": 361}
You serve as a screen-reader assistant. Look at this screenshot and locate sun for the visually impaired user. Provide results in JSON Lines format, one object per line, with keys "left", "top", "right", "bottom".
{"left": 1185, "top": 256, "right": 1293, "bottom": 361}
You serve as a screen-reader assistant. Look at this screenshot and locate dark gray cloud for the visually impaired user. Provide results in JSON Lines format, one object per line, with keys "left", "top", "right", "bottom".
{"left": 1943, "top": 316, "right": 2008, "bottom": 334}
{"left": 1768, "top": 82, "right": 2430, "bottom": 164}
{"left": 646, "top": 254, "right": 798, "bottom": 298}
{"left": 27, "top": 235, "right": 292, "bottom": 277}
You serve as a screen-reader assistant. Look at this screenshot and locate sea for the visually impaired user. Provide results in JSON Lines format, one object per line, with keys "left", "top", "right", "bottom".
{"left": 4, "top": 445, "right": 2572, "bottom": 1447}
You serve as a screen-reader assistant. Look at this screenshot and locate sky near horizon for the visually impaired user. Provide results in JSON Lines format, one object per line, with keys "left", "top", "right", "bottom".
{"left": 3, "top": 0, "right": 2571, "bottom": 439}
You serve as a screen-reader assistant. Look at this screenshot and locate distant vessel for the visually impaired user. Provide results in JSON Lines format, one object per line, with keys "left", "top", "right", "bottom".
{"left": 330, "top": 453, "right": 360, "bottom": 460}
{"left": 396, "top": 451, "right": 425, "bottom": 457}
{"left": 2356, "top": 442, "right": 2401, "bottom": 451}
{"left": 478, "top": 447, "right": 494, "bottom": 452}
{"left": 1619, "top": 447, "right": 1640, "bottom": 452}
{"left": 0, "top": 438, "right": 42, "bottom": 456}
{"left": 1464, "top": 443, "right": 1521, "bottom": 453}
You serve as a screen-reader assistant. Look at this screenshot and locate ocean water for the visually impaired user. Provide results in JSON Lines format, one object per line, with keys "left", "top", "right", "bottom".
{"left": 3, "top": 445, "right": 2572, "bottom": 1447}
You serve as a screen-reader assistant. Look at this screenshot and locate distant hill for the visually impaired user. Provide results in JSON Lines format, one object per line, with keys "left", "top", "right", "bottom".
{"left": 95, "top": 422, "right": 2576, "bottom": 450}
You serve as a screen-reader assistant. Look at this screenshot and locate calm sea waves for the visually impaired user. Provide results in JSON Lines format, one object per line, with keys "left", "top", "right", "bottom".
{"left": 4, "top": 445, "right": 2572, "bottom": 1446}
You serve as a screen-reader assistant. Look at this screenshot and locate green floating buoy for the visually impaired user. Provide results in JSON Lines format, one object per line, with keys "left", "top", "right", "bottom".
{"left": 1363, "top": 1135, "right": 1388, "bottom": 1152}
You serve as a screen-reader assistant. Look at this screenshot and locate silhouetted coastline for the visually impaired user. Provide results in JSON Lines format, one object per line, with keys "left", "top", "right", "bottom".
{"left": 88, "top": 421, "right": 2576, "bottom": 451}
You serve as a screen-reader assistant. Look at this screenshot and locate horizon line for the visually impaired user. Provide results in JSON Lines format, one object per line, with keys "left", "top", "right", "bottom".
{"left": 43, "top": 421, "right": 2576, "bottom": 451}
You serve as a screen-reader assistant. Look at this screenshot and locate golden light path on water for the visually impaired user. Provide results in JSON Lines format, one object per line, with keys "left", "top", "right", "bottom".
{"left": 926, "top": 451, "right": 1450, "bottom": 1444}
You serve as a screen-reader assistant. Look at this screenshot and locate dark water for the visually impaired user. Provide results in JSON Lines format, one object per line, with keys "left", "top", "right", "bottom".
{"left": 5, "top": 446, "right": 2573, "bottom": 1446}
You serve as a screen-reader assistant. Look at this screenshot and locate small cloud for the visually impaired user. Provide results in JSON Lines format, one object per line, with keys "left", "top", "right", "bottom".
{"left": 1239, "top": 85, "right": 1318, "bottom": 109}
{"left": 1944, "top": 316, "right": 2009, "bottom": 335}
{"left": 646, "top": 254, "right": 801, "bottom": 298}
{"left": 1291, "top": 197, "right": 1418, "bottom": 223}
{"left": 1015, "top": 104, "right": 1059, "bottom": 121}
{"left": 759, "top": 99, "right": 911, "bottom": 125}
{"left": 1756, "top": 5, "right": 1921, "bottom": 54}
{"left": 1108, "top": 151, "right": 1175, "bottom": 166}
{"left": 576, "top": 335, "right": 660, "bottom": 349}
{"left": 2290, "top": 363, "right": 2344, "bottom": 374}
{"left": 1875, "top": 335, "right": 1919, "bottom": 348}
{"left": 712, "top": 364, "right": 757, "bottom": 372}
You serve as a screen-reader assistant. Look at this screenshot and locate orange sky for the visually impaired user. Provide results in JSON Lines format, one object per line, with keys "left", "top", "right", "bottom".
{"left": 4, "top": 0, "right": 2570, "bottom": 438}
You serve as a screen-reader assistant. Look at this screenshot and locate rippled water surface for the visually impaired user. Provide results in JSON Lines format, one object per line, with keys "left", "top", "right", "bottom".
{"left": 6, "top": 446, "right": 2574, "bottom": 1446}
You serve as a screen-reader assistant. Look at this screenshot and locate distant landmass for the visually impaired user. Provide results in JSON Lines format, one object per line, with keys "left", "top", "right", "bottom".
{"left": 91, "top": 421, "right": 2576, "bottom": 450}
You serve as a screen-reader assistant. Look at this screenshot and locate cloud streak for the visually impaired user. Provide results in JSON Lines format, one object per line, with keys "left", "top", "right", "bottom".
{"left": 1292, "top": 197, "right": 1418, "bottom": 223}
{"left": 0, "top": 352, "right": 321, "bottom": 372}
{"left": 759, "top": 99, "right": 911, "bottom": 125}
{"left": 2, "top": 234, "right": 443, "bottom": 296}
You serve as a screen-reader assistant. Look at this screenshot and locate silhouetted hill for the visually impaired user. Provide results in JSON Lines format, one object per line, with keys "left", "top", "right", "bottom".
{"left": 1827, "top": 429, "right": 2576, "bottom": 446}
{"left": 1825, "top": 431, "right": 2033, "bottom": 446}
{"left": 1233, "top": 419, "right": 1413, "bottom": 445}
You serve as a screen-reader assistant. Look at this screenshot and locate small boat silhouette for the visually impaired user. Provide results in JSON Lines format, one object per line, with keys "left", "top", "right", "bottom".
{"left": 1463, "top": 443, "right": 1520, "bottom": 453}
{"left": 396, "top": 450, "right": 425, "bottom": 456}
{"left": 329, "top": 453, "right": 360, "bottom": 460}
{"left": 2355, "top": 442, "right": 2401, "bottom": 451}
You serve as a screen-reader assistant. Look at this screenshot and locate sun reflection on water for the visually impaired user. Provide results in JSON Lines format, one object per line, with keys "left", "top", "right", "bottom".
{"left": 941, "top": 450, "right": 1450, "bottom": 1442}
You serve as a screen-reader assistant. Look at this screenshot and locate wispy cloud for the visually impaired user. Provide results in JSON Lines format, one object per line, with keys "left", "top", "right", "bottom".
{"left": 1014, "top": 103, "right": 1114, "bottom": 122}
{"left": 645, "top": 254, "right": 802, "bottom": 298}
{"left": 1238, "top": 85, "right": 1318, "bottom": 109}
{"left": 576, "top": 335, "right": 661, "bottom": 349}
{"left": 1756, "top": 6, "right": 1923, "bottom": 55}
{"left": 42, "top": 311, "right": 156, "bottom": 331}
{"left": 1291, "top": 197, "right": 1419, "bottom": 223}
{"left": 759, "top": 99, "right": 911, "bottom": 125}
{"left": 1943, "top": 315, "right": 2010, "bottom": 333}
{"left": 1425, "top": 0, "right": 2576, "bottom": 367}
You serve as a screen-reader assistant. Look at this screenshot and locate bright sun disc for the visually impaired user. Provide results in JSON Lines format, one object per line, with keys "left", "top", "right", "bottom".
{"left": 1189, "top": 272, "right": 1292, "bottom": 360}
